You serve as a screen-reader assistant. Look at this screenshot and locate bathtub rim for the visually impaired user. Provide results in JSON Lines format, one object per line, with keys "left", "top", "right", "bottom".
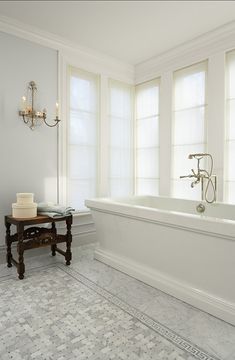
{"left": 85, "top": 196, "right": 235, "bottom": 241}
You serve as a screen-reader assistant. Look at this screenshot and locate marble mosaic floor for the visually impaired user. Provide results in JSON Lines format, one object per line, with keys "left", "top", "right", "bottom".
{"left": 0, "top": 243, "right": 235, "bottom": 360}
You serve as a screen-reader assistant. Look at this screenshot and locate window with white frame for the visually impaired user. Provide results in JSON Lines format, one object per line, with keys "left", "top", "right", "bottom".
{"left": 108, "top": 80, "right": 134, "bottom": 197}
{"left": 135, "top": 79, "right": 160, "bottom": 195}
{"left": 67, "top": 67, "right": 99, "bottom": 211}
{"left": 171, "top": 61, "right": 207, "bottom": 200}
{"left": 225, "top": 50, "right": 235, "bottom": 203}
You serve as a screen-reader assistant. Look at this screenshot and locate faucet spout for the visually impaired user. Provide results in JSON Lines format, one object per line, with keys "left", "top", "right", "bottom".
{"left": 191, "top": 179, "right": 200, "bottom": 188}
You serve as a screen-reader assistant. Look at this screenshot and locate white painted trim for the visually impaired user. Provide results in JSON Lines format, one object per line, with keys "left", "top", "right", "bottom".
{"left": 57, "top": 49, "right": 134, "bottom": 207}
{"left": 0, "top": 12, "right": 134, "bottom": 211}
{"left": 159, "top": 72, "right": 172, "bottom": 196}
{"left": 58, "top": 52, "right": 68, "bottom": 206}
{"left": 207, "top": 53, "right": 226, "bottom": 202}
{"left": 135, "top": 20, "right": 235, "bottom": 83}
{"left": 88, "top": 206, "right": 235, "bottom": 241}
{"left": 95, "top": 248, "right": 235, "bottom": 325}
{"left": 2, "top": 13, "right": 234, "bottom": 204}
{"left": 72, "top": 230, "right": 97, "bottom": 246}
{"left": 0, "top": 15, "right": 134, "bottom": 81}
{"left": 1, "top": 14, "right": 234, "bottom": 84}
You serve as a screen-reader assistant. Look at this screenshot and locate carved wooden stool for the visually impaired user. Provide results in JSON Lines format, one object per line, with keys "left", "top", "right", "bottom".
{"left": 5, "top": 214, "right": 72, "bottom": 279}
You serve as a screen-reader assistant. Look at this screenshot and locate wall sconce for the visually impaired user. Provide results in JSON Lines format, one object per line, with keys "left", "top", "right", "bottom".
{"left": 19, "top": 81, "right": 61, "bottom": 130}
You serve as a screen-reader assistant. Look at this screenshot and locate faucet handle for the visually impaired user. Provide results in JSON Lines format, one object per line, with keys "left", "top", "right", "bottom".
{"left": 179, "top": 174, "right": 194, "bottom": 179}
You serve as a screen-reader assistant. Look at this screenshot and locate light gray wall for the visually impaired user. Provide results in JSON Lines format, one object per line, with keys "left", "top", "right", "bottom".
{"left": 0, "top": 32, "right": 58, "bottom": 246}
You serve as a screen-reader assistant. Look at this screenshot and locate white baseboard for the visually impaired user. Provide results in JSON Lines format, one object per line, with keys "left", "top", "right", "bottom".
{"left": 95, "top": 248, "right": 235, "bottom": 326}
{"left": 72, "top": 230, "right": 97, "bottom": 246}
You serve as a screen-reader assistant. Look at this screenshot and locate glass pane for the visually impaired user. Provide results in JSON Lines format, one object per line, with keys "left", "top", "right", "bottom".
{"left": 69, "top": 68, "right": 98, "bottom": 211}
{"left": 228, "top": 54, "right": 235, "bottom": 99}
{"left": 110, "top": 148, "right": 132, "bottom": 178}
{"left": 173, "top": 107, "right": 205, "bottom": 145}
{"left": 225, "top": 181, "right": 235, "bottom": 204}
{"left": 137, "top": 116, "right": 159, "bottom": 148}
{"left": 69, "top": 110, "right": 96, "bottom": 145}
{"left": 226, "top": 141, "right": 235, "bottom": 181}
{"left": 174, "top": 71, "right": 206, "bottom": 110}
{"left": 68, "top": 179, "right": 96, "bottom": 211}
{"left": 110, "top": 86, "right": 132, "bottom": 119}
{"left": 69, "top": 145, "right": 96, "bottom": 179}
{"left": 225, "top": 53, "right": 235, "bottom": 203}
{"left": 136, "top": 179, "right": 159, "bottom": 196}
{"left": 70, "top": 76, "right": 97, "bottom": 112}
{"left": 136, "top": 85, "right": 159, "bottom": 119}
{"left": 109, "top": 81, "right": 133, "bottom": 197}
{"left": 172, "top": 143, "right": 205, "bottom": 179}
{"left": 137, "top": 148, "right": 159, "bottom": 178}
{"left": 110, "top": 116, "right": 131, "bottom": 148}
{"left": 227, "top": 99, "right": 235, "bottom": 140}
{"left": 172, "top": 179, "right": 201, "bottom": 200}
{"left": 110, "top": 178, "right": 133, "bottom": 197}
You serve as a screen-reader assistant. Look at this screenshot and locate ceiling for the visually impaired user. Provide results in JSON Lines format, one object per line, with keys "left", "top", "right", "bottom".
{"left": 0, "top": 1, "right": 235, "bottom": 65}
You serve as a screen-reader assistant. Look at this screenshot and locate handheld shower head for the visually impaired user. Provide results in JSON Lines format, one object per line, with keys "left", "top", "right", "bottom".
{"left": 188, "top": 153, "right": 206, "bottom": 160}
{"left": 188, "top": 153, "right": 211, "bottom": 160}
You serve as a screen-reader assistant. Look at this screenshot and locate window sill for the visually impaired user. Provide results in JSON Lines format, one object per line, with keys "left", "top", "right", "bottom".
{"left": 72, "top": 210, "right": 91, "bottom": 218}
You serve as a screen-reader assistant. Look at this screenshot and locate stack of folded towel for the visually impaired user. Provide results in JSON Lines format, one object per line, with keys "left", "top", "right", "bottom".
{"left": 37, "top": 203, "right": 75, "bottom": 218}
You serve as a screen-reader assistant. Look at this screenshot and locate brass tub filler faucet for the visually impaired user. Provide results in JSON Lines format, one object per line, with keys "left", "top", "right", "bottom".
{"left": 180, "top": 153, "right": 217, "bottom": 204}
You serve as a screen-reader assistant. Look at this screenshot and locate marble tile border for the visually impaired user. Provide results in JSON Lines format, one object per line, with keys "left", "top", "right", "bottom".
{"left": 0, "top": 264, "right": 222, "bottom": 360}
{"left": 60, "top": 265, "right": 222, "bottom": 360}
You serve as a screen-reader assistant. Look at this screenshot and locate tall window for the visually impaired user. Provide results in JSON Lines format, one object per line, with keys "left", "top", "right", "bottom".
{"left": 68, "top": 67, "right": 99, "bottom": 210}
{"left": 172, "top": 61, "right": 207, "bottom": 199}
{"left": 225, "top": 50, "right": 235, "bottom": 203}
{"left": 108, "top": 80, "right": 134, "bottom": 197}
{"left": 135, "top": 79, "right": 160, "bottom": 195}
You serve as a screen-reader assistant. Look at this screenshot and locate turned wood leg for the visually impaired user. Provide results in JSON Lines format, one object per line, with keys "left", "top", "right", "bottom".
{"left": 51, "top": 222, "right": 57, "bottom": 256}
{"left": 17, "top": 224, "right": 25, "bottom": 280}
{"left": 51, "top": 244, "right": 56, "bottom": 256}
{"left": 5, "top": 218, "right": 12, "bottom": 268}
{"left": 65, "top": 216, "right": 72, "bottom": 266}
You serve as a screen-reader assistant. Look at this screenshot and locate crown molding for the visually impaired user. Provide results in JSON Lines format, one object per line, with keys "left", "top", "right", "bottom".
{"left": 1, "top": 14, "right": 235, "bottom": 85}
{"left": 135, "top": 20, "right": 235, "bottom": 83}
{"left": 0, "top": 14, "right": 134, "bottom": 81}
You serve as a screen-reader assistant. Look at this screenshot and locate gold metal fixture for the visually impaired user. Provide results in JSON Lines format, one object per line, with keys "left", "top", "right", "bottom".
{"left": 19, "top": 81, "right": 60, "bottom": 130}
{"left": 180, "top": 153, "right": 217, "bottom": 204}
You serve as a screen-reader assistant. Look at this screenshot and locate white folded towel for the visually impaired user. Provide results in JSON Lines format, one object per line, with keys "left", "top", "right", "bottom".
{"left": 37, "top": 203, "right": 75, "bottom": 217}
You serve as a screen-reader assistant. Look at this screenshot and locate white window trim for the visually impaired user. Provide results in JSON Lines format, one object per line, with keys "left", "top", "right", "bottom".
{"left": 58, "top": 52, "right": 135, "bottom": 211}
{"left": 224, "top": 49, "right": 235, "bottom": 203}
{"left": 134, "top": 78, "right": 160, "bottom": 196}
{"left": 108, "top": 78, "right": 135, "bottom": 197}
{"left": 171, "top": 60, "right": 208, "bottom": 200}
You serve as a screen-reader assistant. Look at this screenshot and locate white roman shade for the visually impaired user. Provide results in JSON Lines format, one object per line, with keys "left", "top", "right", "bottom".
{"left": 67, "top": 67, "right": 99, "bottom": 210}
{"left": 171, "top": 61, "right": 207, "bottom": 199}
{"left": 135, "top": 79, "right": 160, "bottom": 195}
{"left": 225, "top": 50, "right": 235, "bottom": 203}
{"left": 108, "top": 79, "right": 134, "bottom": 197}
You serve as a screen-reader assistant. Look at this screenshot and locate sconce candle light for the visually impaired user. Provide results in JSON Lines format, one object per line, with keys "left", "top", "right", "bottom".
{"left": 19, "top": 81, "right": 61, "bottom": 130}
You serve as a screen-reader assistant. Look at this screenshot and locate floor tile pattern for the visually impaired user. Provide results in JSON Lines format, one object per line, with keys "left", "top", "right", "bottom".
{"left": 0, "top": 264, "right": 221, "bottom": 360}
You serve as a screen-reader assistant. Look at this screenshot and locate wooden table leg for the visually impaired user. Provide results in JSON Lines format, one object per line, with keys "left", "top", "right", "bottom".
{"left": 65, "top": 216, "right": 72, "bottom": 266}
{"left": 51, "top": 222, "right": 57, "bottom": 256}
{"left": 17, "top": 223, "right": 25, "bottom": 280}
{"left": 5, "top": 218, "right": 12, "bottom": 268}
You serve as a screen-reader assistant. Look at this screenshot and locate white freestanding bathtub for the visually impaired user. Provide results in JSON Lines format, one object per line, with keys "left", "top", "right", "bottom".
{"left": 85, "top": 195, "right": 235, "bottom": 325}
